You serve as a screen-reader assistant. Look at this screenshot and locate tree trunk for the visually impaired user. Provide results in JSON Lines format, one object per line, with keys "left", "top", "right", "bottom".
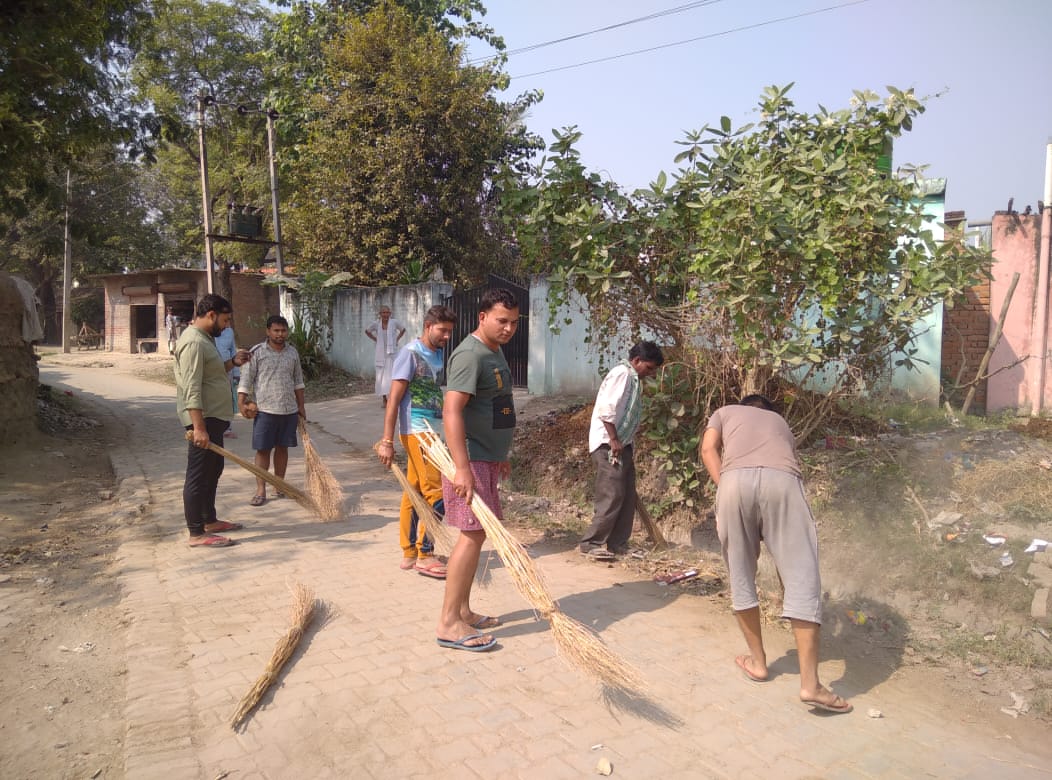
{"left": 743, "top": 361, "right": 771, "bottom": 397}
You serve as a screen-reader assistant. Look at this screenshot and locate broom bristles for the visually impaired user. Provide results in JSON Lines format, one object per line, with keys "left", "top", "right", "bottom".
{"left": 417, "top": 425, "right": 644, "bottom": 695}
{"left": 299, "top": 420, "right": 344, "bottom": 522}
{"left": 230, "top": 582, "right": 317, "bottom": 729}
{"left": 384, "top": 457, "right": 457, "bottom": 556}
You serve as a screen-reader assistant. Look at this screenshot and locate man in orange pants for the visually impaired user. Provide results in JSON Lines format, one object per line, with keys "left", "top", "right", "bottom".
{"left": 376, "top": 305, "right": 456, "bottom": 578}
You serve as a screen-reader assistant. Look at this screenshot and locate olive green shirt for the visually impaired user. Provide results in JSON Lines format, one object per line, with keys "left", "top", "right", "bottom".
{"left": 445, "top": 334, "right": 516, "bottom": 462}
{"left": 174, "top": 325, "right": 233, "bottom": 426}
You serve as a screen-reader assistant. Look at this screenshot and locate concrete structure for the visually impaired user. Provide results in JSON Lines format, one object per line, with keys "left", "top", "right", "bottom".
{"left": 327, "top": 281, "right": 453, "bottom": 378}
{"left": 887, "top": 179, "right": 947, "bottom": 402}
{"left": 95, "top": 269, "right": 279, "bottom": 353}
{"left": 986, "top": 212, "right": 1048, "bottom": 413}
{"left": 325, "top": 279, "right": 624, "bottom": 397}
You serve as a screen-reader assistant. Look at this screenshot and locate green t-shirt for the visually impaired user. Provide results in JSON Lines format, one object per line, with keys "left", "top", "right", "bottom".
{"left": 445, "top": 334, "right": 516, "bottom": 462}
{"left": 174, "top": 325, "right": 233, "bottom": 426}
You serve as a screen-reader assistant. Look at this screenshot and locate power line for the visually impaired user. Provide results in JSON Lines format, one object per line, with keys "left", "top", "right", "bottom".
{"left": 468, "top": 0, "right": 725, "bottom": 65}
{"left": 510, "top": 0, "right": 871, "bottom": 80}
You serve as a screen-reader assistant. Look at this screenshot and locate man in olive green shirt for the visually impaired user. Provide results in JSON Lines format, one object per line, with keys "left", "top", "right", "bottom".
{"left": 174, "top": 294, "right": 251, "bottom": 548}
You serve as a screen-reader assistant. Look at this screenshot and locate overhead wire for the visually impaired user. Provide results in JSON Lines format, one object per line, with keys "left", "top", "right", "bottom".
{"left": 508, "top": 0, "right": 871, "bottom": 80}
{"left": 467, "top": 0, "right": 725, "bottom": 65}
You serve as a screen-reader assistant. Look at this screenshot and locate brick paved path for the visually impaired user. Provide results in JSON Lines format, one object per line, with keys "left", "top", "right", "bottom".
{"left": 44, "top": 365, "right": 1052, "bottom": 779}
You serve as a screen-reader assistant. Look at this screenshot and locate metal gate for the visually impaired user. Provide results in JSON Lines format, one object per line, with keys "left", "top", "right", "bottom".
{"left": 442, "top": 274, "right": 529, "bottom": 387}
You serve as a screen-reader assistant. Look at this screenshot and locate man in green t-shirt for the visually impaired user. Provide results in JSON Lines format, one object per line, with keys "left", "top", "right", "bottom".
{"left": 174, "top": 294, "right": 252, "bottom": 548}
{"left": 436, "top": 288, "right": 520, "bottom": 652}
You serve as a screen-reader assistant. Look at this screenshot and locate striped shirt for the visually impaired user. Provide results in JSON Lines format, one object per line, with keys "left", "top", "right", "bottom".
{"left": 237, "top": 341, "right": 305, "bottom": 415}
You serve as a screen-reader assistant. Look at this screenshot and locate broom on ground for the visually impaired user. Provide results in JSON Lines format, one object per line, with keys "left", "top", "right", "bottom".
{"left": 230, "top": 582, "right": 317, "bottom": 729}
{"left": 417, "top": 427, "right": 645, "bottom": 695}
{"left": 184, "top": 431, "right": 319, "bottom": 517}
{"left": 299, "top": 419, "right": 344, "bottom": 522}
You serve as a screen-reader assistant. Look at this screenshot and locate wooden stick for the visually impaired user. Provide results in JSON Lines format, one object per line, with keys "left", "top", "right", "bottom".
{"left": 634, "top": 495, "right": 668, "bottom": 549}
{"left": 961, "top": 271, "right": 1019, "bottom": 416}
{"left": 184, "top": 431, "right": 318, "bottom": 515}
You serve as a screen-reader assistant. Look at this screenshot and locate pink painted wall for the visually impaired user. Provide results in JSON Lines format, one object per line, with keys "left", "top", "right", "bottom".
{"left": 986, "top": 212, "right": 1045, "bottom": 412}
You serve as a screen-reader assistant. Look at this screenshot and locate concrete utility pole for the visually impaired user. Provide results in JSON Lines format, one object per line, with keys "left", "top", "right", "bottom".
{"left": 265, "top": 108, "right": 285, "bottom": 279}
{"left": 197, "top": 93, "right": 216, "bottom": 293}
{"left": 1033, "top": 139, "right": 1052, "bottom": 415}
{"left": 62, "top": 169, "right": 72, "bottom": 353}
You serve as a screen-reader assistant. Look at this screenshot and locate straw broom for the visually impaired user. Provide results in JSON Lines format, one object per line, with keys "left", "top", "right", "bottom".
{"left": 230, "top": 582, "right": 317, "bottom": 729}
{"left": 417, "top": 428, "right": 645, "bottom": 694}
{"left": 183, "top": 431, "right": 318, "bottom": 516}
{"left": 299, "top": 419, "right": 344, "bottom": 522}
{"left": 376, "top": 449, "right": 458, "bottom": 557}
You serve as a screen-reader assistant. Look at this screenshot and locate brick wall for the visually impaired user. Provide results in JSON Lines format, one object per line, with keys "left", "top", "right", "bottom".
{"left": 942, "top": 280, "right": 992, "bottom": 411}
{"left": 101, "top": 270, "right": 279, "bottom": 353}
{"left": 229, "top": 273, "right": 280, "bottom": 347}
{"left": 941, "top": 213, "right": 992, "bottom": 412}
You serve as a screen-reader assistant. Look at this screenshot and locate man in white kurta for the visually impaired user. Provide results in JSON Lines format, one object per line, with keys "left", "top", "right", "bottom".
{"left": 365, "top": 305, "right": 405, "bottom": 406}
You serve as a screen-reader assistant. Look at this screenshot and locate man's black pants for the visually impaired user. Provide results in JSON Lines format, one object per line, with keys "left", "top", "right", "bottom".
{"left": 183, "top": 417, "right": 229, "bottom": 536}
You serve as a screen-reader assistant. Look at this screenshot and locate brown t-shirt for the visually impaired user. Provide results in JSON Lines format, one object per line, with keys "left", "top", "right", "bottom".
{"left": 705, "top": 404, "right": 801, "bottom": 477}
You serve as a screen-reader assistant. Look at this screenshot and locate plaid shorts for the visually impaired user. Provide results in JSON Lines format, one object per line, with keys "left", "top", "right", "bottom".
{"left": 441, "top": 461, "right": 503, "bottom": 531}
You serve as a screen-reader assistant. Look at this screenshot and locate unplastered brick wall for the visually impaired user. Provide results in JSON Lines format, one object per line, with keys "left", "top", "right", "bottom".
{"left": 942, "top": 280, "right": 992, "bottom": 411}
{"left": 229, "top": 273, "right": 279, "bottom": 347}
{"left": 941, "top": 213, "right": 992, "bottom": 412}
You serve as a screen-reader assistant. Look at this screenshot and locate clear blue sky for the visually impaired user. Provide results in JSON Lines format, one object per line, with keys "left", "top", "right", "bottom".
{"left": 469, "top": 0, "right": 1052, "bottom": 221}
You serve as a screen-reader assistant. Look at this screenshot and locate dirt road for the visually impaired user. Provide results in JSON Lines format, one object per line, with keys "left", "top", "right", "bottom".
{"left": 1, "top": 351, "right": 1050, "bottom": 779}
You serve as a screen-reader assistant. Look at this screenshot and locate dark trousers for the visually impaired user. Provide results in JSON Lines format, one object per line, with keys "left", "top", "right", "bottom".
{"left": 580, "top": 444, "right": 636, "bottom": 553}
{"left": 183, "top": 418, "right": 229, "bottom": 535}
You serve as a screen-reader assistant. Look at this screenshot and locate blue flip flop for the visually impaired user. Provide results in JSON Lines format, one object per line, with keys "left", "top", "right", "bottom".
{"left": 436, "top": 633, "right": 497, "bottom": 653}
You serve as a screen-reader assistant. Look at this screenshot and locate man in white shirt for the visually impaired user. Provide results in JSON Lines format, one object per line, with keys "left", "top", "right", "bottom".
{"left": 579, "top": 341, "right": 664, "bottom": 560}
{"left": 237, "top": 316, "right": 306, "bottom": 506}
{"left": 364, "top": 305, "right": 406, "bottom": 407}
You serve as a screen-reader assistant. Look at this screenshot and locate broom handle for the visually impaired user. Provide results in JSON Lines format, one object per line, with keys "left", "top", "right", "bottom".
{"left": 183, "top": 431, "right": 312, "bottom": 503}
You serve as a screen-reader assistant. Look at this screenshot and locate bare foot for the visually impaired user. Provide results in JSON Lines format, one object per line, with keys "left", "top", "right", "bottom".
{"left": 735, "top": 654, "right": 768, "bottom": 682}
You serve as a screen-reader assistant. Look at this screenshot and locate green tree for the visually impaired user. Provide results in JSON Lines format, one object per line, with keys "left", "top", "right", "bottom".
{"left": 0, "top": 153, "right": 175, "bottom": 341}
{"left": 0, "top": 0, "right": 153, "bottom": 213}
{"left": 286, "top": 3, "right": 538, "bottom": 283}
{"left": 500, "top": 85, "right": 990, "bottom": 506}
